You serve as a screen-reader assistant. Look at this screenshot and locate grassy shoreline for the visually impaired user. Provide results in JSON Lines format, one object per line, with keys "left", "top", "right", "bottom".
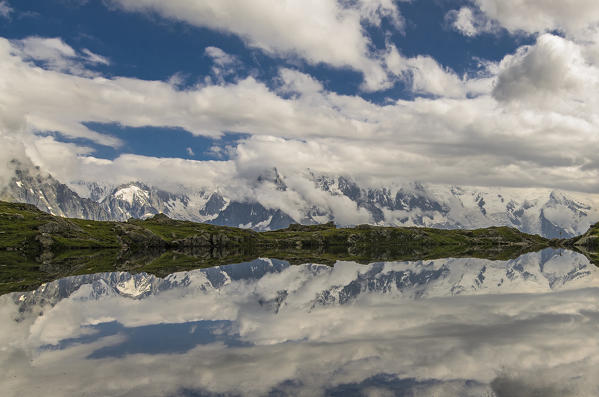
{"left": 0, "top": 200, "right": 594, "bottom": 295}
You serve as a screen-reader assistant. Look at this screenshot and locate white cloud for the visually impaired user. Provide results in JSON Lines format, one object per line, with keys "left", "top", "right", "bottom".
{"left": 0, "top": 39, "right": 382, "bottom": 147}
{"left": 493, "top": 34, "right": 599, "bottom": 106}
{"left": 405, "top": 56, "right": 466, "bottom": 98}
{"left": 2, "top": 34, "right": 599, "bottom": 195}
{"left": 385, "top": 47, "right": 471, "bottom": 98}
{"left": 359, "top": 0, "right": 404, "bottom": 29}
{"left": 81, "top": 48, "right": 110, "bottom": 65}
{"left": 204, "top": 46, "right": 241, "bottom": 82}
{"left": 185, "top": 147, "right": 194, "bottom": 157}
{"left": 470, "top": 0, "right": 599, "bottom": 37}
{"left": 448, "top": 7, "right": 477, "bottom": 36}
{"left": 277, "top": 67, "right": 324, "bottom": 96}
{"left": 0, "top": 1, "right": 12, "bottom": 19}
{"left": 204, "top": 46, "right": 236, "bottom": 67}
{"left": 108, "top": 0, "right": 402, "bottom": 91}
{"left": 10, "top": 37, "right": 109, "bottom": 76}
{"left": 17, "top": 36, "right": 77, "bottom": 61}
{"left": 445, "top": 7, "right": 498, "bottom": 37}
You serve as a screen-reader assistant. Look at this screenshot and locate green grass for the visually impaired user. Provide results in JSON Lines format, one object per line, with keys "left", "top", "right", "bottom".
{"left": 0, "top": 203, "right": 50, "bottom": 251}
{"left": 128, "top": 216, "right": 258, "bottom": 244}
{"left": 66, "top": 218, "right": 122, "bottom": 246}
{"left": 0, "top": 200, "right": 576, "bottom": 295}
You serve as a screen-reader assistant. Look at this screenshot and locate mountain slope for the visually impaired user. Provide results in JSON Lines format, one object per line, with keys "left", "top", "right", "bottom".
{"left": 1, "top": 164, "right": 111, "bottom": 221}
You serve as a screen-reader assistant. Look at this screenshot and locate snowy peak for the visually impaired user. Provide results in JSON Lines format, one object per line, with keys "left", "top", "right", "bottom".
{"left": 101, "top": 182, "right": 193, "bottom": 220}
{"left": 112, "top": 183, "right": 150, "bottom": 206}
{"left": 546, "top": 190, "right": 591, "bottom": 216}
{"left": 539, "top": 191, "right": 592, "bottom": 238}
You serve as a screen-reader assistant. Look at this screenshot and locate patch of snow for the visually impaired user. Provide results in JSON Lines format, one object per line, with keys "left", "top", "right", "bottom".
{"left": 253, "top": 216, "right": 274, "bottom": 231}
{"left": 114, "top": 185, "right": 149, "bottom": 205}
{"left": 115, "top": 276, "right": 153, "bottom": 298}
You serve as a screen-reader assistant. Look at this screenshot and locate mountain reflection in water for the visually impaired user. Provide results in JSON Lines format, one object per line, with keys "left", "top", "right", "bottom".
{"left": 1, "top": 248, "right": 598, "bottom": 396}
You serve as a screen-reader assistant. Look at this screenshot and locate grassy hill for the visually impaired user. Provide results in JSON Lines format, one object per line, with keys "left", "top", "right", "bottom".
{"left": 0, "top": 200, "right": 565, "bottom": 294}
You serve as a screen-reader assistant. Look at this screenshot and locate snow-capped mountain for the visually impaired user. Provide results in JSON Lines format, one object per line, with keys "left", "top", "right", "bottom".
{"left": 3, "top": 163, "right": 599, "bottom": 236}
{"left": 11, "top": 249, "right": 597, "bottom": 312}
{"left": 63, "top": 171, "right": 599, "bottom": 237}
{"left": 102, "top": 182, "right": 191, "bottom": 220}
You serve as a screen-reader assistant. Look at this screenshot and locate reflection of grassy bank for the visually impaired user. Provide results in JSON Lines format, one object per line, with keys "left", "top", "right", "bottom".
{"left": 0, "top": 200, "right": 564, "bottom": 294}
{"left": 0, "top": 243, "right": 548, "bottom": 295}
{"left": 567, "top": 222, "right": 599, "bottom": 266}
{"left": 1, "top": 244, "right": 553, "bottom": 297}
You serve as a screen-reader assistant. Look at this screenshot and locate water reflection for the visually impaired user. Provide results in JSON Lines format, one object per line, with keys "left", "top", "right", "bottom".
{"left": 1, "top": 249, "right": 598, "bottom": 396}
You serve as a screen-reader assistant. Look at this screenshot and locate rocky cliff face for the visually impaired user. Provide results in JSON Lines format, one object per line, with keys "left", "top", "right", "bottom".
{"left": 3, "top": 164, "right": 598, "bottom": 237}
{"left": 1, "top": 165, "right": 111, "bottom": 221}
{"left": 210, "top": 201, "right": 295, "bottom": 230}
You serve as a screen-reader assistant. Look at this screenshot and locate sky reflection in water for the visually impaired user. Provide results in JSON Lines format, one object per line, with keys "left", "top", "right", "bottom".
{"left": 1, "top": 248, "right": 598, "bottom": 396}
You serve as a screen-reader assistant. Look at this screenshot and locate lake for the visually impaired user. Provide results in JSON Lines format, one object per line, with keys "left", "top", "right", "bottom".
{"left": 1, "top": 248, "right": 598, "bottom": 396}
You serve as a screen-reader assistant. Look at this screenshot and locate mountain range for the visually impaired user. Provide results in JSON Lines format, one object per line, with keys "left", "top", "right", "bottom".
{"left": 1, "top": 161, "right": 598, "bottom": 238}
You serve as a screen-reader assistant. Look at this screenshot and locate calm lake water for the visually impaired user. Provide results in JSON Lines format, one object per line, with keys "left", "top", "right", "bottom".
{"left": 1, "top": 248, "right": 598, "bottom": 396}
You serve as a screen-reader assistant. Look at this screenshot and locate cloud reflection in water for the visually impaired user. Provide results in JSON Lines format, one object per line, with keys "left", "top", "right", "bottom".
{"left": 0, "top": 248, "right": 598, "bottom": 396}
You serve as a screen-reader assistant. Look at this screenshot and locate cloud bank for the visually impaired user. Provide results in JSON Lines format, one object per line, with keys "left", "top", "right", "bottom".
{"left": 1, "top": 1, "right": 599, "bottom": 196}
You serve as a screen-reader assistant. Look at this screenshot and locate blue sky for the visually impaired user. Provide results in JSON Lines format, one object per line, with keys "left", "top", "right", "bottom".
{"left": 3, "top": 0, "right": 527, "bottom": 89}
{"left": 1, "top": 0, "right": 598, "bottom": 193}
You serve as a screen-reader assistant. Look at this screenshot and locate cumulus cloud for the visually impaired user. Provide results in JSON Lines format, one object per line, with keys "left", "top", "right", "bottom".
{"left": 468, "top": 0, "right": 599, "bottom": 37}
{"left": 493, "top": 34, "right": 596, "bottom": 104}
{"left": 405, "top": 56, "right": 466, "bottom": 98}
{"left": 2, "top": 33, "right": 599, "bottom": 194}
{"left": 2, "top": 38, "right": 370, "bottom": 147}
{"left": 384, "top": 46, "right": 471, "bottom": 98}
{"left": 108, "top": 0, "right": 402, "bottom": 91}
